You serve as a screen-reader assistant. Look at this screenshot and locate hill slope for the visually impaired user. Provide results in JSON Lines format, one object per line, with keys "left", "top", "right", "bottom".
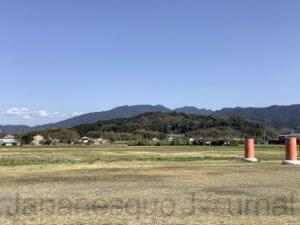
{"left": 174, "top": 106, "right": 213, "bottom": 115}
{"left": 214, "top": 104, "right": 300, "bottom": 131}
{"left": 75, "top": 112, "right": 276, "bottom": 139}
{"left": 0, "top": 105, "right": 171, "bottom": 133}
{"left": 0, "top": 125, "right": 31, "bottom": 133}
{"left": 37, "top": 105, "right": 171, "bottom": 130}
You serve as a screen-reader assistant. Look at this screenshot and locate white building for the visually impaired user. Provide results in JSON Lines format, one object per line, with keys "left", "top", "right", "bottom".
{"left": 81, "top": 137, "right": 93, "bottom": 144}
{"left": 1, "top": 135, "right": 18, "bottom": 146}
{"left": 93, "top": 138, "right": 110, "bottom": 145}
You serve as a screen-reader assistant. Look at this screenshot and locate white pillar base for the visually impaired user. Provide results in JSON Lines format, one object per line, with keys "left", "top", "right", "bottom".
{"left": 282, "top": 160, "right": 300, "bottom": 165}
{"left": 242, "top": 158, "right": 258, "bottom": 163}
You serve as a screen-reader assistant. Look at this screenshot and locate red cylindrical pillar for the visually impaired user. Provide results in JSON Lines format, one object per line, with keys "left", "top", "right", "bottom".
{"left": 285, "top": 137, "right": 298, "bottom": 161}
{"left": 245, "top": 138, "right": 255, "bottom": 159}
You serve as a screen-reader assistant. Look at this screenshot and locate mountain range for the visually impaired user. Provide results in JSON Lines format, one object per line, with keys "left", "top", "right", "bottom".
{"left": 1, "top": 104, "right": 300, "bottom": 133}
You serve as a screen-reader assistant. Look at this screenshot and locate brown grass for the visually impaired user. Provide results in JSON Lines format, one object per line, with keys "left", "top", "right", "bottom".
{"left": 0, "top": 144, "right": 299, "bottom": 224}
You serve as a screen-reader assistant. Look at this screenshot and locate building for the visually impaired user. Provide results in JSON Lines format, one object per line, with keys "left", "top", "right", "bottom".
{"left": 1, "top": 135, "right": 18, "bottom": 146}
{"left": 277, "top": 135, "right": 288, "bottom": 145}
{"left": 269, "top": 134, "right": 300, "bottom": 145}
{"left": 93, "top": 138, "right": 110, "bottom": 145}
{"left": 80, "top": 137, "right": 93, "bottom": 144}
{"left": 100, "top": 138, "right": 110, "bottom": 144}
{"left": 166, "top": 134, "right": 186, "bottom": 142}
{"left": 189, "top": 138, "right": 195, "bottom": 143}
{"left": 32, "top": 135, "right": 45, "bottom": 145}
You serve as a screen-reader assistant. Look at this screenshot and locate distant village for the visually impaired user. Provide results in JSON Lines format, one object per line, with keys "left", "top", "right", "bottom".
{"left": 1, "top": 133, "right": 300, "bottom": 147}
{"left": 0, "top": 134, "right": 111, "bottom": 146}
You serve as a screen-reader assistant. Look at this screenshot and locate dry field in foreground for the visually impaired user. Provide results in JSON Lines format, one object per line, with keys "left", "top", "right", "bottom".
{"left": 0, "top": 144, "right": 299, "bottom": 224}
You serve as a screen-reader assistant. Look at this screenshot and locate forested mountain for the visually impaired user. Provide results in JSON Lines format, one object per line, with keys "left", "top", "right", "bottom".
{"left": 214, "top": 104, "right": 300, "bottom": 131}
{"left": 75, "top": 112, "right": 277, "bottom": 140}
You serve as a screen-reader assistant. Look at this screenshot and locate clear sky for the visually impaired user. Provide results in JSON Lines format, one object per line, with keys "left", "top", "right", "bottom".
{"left": 1, "top": 0, "right": 300, "bottom": 125}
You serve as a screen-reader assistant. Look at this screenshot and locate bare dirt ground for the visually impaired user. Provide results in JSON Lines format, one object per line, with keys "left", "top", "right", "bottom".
{"left": 0, "top": 145, "right": 299, "bottom": 224}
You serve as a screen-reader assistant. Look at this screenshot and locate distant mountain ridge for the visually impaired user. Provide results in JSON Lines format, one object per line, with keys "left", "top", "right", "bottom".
{"left": 214, "top": 104, "right": 300, "bottom": 130}
{"left": 0, "top": 125, "right": 31, "bottom": 133}
{"left": 1, "top": 104, "right": 300, "bottom": 133}
{"left": 35, "top": 105, "right": 172, "bottom": 131}
{"left": 174, "top": 106, "right": 213, "bottom": 115}
{"left": 0, "top": 105, "right": 172, "bottom": 133}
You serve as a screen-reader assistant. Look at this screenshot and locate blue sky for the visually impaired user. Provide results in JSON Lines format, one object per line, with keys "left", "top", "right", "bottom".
{"left": 1, "top": 0, "right": 300, "bottom": 125}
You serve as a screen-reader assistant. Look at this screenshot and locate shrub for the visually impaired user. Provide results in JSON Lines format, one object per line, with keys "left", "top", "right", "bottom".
{"left": 211, "top": 140, "right": 225, "bottom": 146}
{"left": 170, "top": 140, "right": 182, "bottom": 146}
{"left": 192, "top": 140, "right": 204, "bottom": 145}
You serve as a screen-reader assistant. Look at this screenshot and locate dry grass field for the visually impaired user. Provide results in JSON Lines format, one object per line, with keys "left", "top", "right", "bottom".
{"left": 0, "top": 144, "right": 299, "bottom": 225}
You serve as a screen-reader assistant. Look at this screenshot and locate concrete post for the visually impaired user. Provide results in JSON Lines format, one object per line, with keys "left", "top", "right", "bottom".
{"left": 282, "top": 137, "right": 300, "bottom": 165}
{"left": 243, "top": 138, "right": 257, "bottom": 162}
